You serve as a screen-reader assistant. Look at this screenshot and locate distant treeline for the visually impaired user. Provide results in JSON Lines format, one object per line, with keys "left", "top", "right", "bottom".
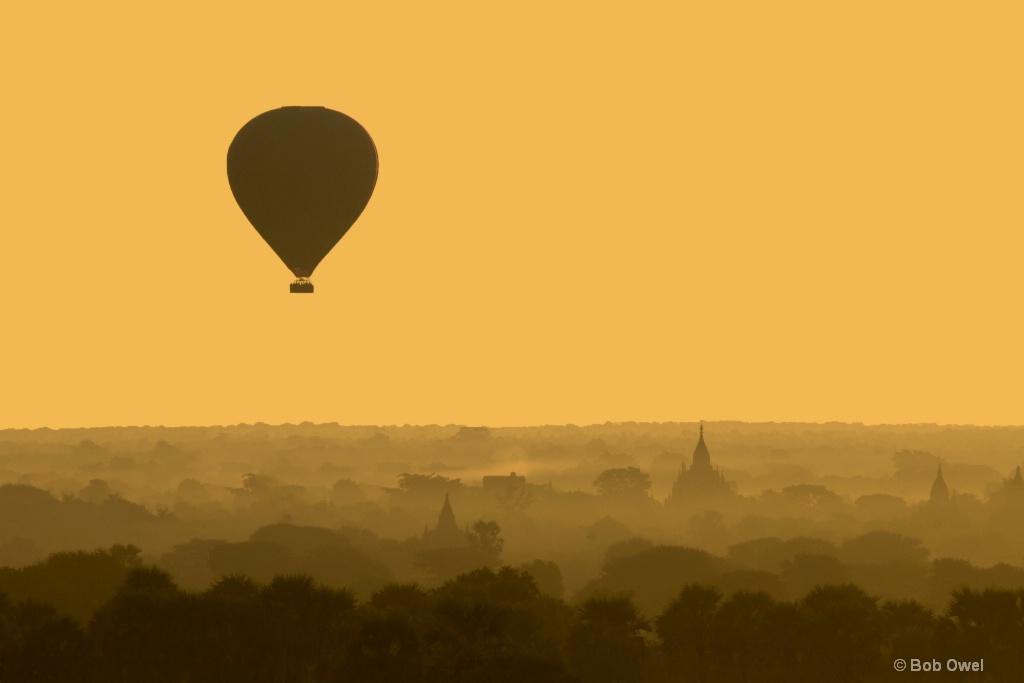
{"left": 0, "top": 548, "right": 1021, "bottom": 682}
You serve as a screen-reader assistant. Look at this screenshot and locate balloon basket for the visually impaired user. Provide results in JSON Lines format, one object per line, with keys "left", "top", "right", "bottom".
{"left": 290, "top": 279, "right": 314, "bottom": 294}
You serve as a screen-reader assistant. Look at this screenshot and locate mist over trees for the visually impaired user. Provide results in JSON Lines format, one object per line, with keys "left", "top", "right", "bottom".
{"left": 1, "top": 421, "right": 1023, "bottom": 680}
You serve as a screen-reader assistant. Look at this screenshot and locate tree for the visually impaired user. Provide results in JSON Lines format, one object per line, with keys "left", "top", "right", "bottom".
{"left": 518, "top": 560, "right": 565, "bottom": 599}
{"left": 727, "top": 537, "right": 786, "bottom": 572}
{"left": 89, "top": 567, "right": 190, "bottom": 683}
{"left": 892, "top": 449, "right": 941, "bottom": 486}
{"left": 711, "top": 590, "right": 777, "bottom": 683}
{"left": 799, "top": 584, "right": 881, "bottom": 683}
{"left": 452, "top": 426, "right": 491, "bottom": 441}
{"left": 257, "top": 574, "right": 356, "bottom": 682}
{"left": 343, "top": 614, "right": 422, "bottom": 683}
{"left": 579, "top": 545, "right": 729, "bottom": 618}
{"left": 657, "top": 584, "right": 722, "bottom": 683}
{"left": 603, "top": 538, "right": 656, "bottom": 567}
{"left": 764, "top": 485, "right": 845, "bottom": 514}
{"left": 947, "top": 587, "right": 1024, "bottom": 673}
{"left": 880, "top": 599, "right": 939, "bottom": 665}
{"left": 192, "top": 576, "right": 263, "bottom": 681}
{"left": 839, "top": 531, "right": 929, "bottom": 566}
{"left": 331, "top": 477, "right": 365, "bottom": 502}
{"left": 0, "top": 545, "right": 142, "bottom": 624}
{"left": 840, "top": 533, "right": 930, "bottom": 601}
{"left": 469, "top": 520, "right": 504, "bottom": 562}
{"left": 568, "top": 595, "right": 650, "bottom": 683}
{"left": 780, "top": 554, "right": 850, "bottom": 598}
{"left": 368, "top": 583, "right": 430, "bottom": 615}
{"left": 78, "top": 479, "right": 114, "bottom": 504}
{"left": 760, "top": 601, "right": 805, "bottom": 681}
{"left": 593, "top": 468, "right": 651, "bottom": 498}
{"left": 0, "top": 599, "right": 87, "bottom": 683}
{"left": 429, "top": 568, "right": 574, "bottom": 682}
{"left": 390, "top": 473, "right": 464, "bottom": 500}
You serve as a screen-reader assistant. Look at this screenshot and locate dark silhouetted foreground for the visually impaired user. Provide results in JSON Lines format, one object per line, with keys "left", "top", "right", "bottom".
{"left": 1, "top": 551, "right": 1021, "bottom": 682}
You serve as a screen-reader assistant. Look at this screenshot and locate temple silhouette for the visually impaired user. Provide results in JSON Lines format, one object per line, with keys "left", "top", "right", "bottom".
{"left": 422, "top": 493, "right": 467, "bottom": 547}
{"left": 666, "top": 422, "right": 733, "bottom": 506}
{"left": 991, "top": 465, "right": 1024, "bottom": 516}
{"left": 929, "top": 464, "right": 950, "bottom": 505}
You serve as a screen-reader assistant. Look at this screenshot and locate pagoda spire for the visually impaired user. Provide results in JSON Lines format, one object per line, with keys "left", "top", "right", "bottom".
{"left": 436, "top": 492, "right": 458, "bottom": 533}
{"left": 929, "top": 464, "right": 949, "bottom": 504}
{"left": 691, "top": 421, "right": 711, "bottom": 472}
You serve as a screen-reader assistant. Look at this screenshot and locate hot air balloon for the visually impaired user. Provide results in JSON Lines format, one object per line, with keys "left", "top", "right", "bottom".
{"left": 227, "top": 107, "right": 378, "bottom": 293}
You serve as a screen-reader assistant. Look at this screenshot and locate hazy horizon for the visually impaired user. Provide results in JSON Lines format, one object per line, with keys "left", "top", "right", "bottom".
{"left": 6, "top": 417, "right": 1024, "bottom": 432}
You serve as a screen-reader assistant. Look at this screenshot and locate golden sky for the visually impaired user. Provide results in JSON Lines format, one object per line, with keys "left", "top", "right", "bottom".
{"left": 2, "top": 3, "right": 1021, "bottom": 429}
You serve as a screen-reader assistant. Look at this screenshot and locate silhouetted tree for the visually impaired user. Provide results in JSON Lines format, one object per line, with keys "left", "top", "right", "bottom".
{"left": 713, "top": 569, "right": 787, "bottom": 600}
{"left": 762, "top": 485, "right": 844, "bottom": 516}
{"left": 0, "top": 544, "right": 141, "bottom": 624}
{"left": 854, "top": 493, "right": 908, "bottom": 519}
{"left": 369, "top": 582, "right": 431, "bottom": 615}
{"left": 760, "top": 600, "right": 805, "bottom": 682}
{"left": 452, "top": 426, "right": 491, "bottom": 442}
{"left": 893, "top": 449, "right": 941, "bottom": 487}
{"left": 428, "top": 567, "right": 574, "bottom": 682}
{"left": 519, "top": 559, "right": 566, "bottom": 599}
{"left": 256, "top": 574, "right": 356, "bottom": 682}
{"left": 928, "top": 558, "right": 975, "bottom": 609}
{"left": 838, "top": 532, "right": 931, "bottom": 603}
{"left": 710, "top": 590, "right": 776, "bottom": 683}
{"left": 469, "top": 520, "right": 504, "bottom": 562}
{"left": 603, "top": 538, "right": 656, "bottom": 566}
{"left": 947, "top": 587, "right": 1024, "bottom": 676}
{"left": 593, "top": 468, "right": 651, "bottom": 498}
{"left": 779, "top": 553, "right": 849, "bottom": 598}
{"left": 567, "top": 595, "right": 649, "bottom": 683}
{"left": 726, "top": 537, "right": 787, "bottom": 572}
{"left": 880, "top": 599, "right": 940, "bottom": 666}
{"left": 657, "top": 584, "right": 722, "bottom": 683}
{"left": 343, "top": 613, "right": 423, "bottom": 682}
{"left": 89, "top": 566, "right": 189, "bottom": 683}
{"left": 579, "top": 545, "right": 729, "bottom": 617}
{"left": 158, "top": 538, "right": 227, "bottom": 590}
{"left": 178, "top": 574, "right": 265, "bottom": 682}
{"left": 839, "top": 531, "right": 929, "bottom": 565}
{"left": 0, "top": 598, "right": 87, "bottom": 682}
{"left": 343, "top": 583, "right": 433, "bottom": 682}
{"left": 799, "top": 584, "right": 881, "bottom": 683}
{"left": 392, "top": 473, "right": 465, "bottom": 498}
{"left": 208, "top": 540, "right": 298, "bottom": 583}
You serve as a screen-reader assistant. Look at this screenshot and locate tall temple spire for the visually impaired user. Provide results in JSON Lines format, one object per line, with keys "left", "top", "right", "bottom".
{"left": 692, "top": 421, "right": 711, "bottom": 472}
{"left": 666, "top": 422, "right": 732, "bottom": 507}
{"left": 929, "top": 464, "right": 949, "bottom": 504}
{"left": 436, "top": 492, "right": 458, "bottom": 534}
{"left": 991, "top": 465, "right": 1024, "bottom": 511}
{"left": 1004, "top": 465, "right": 1024, "bottom": 500}
{"left": 423, "top": 492, "right": 468, "bottom": 547}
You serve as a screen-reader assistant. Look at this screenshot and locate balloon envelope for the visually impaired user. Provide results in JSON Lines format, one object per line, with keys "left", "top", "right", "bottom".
{"left": 227, "top": 107, "right": 378, "bottom": 284}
